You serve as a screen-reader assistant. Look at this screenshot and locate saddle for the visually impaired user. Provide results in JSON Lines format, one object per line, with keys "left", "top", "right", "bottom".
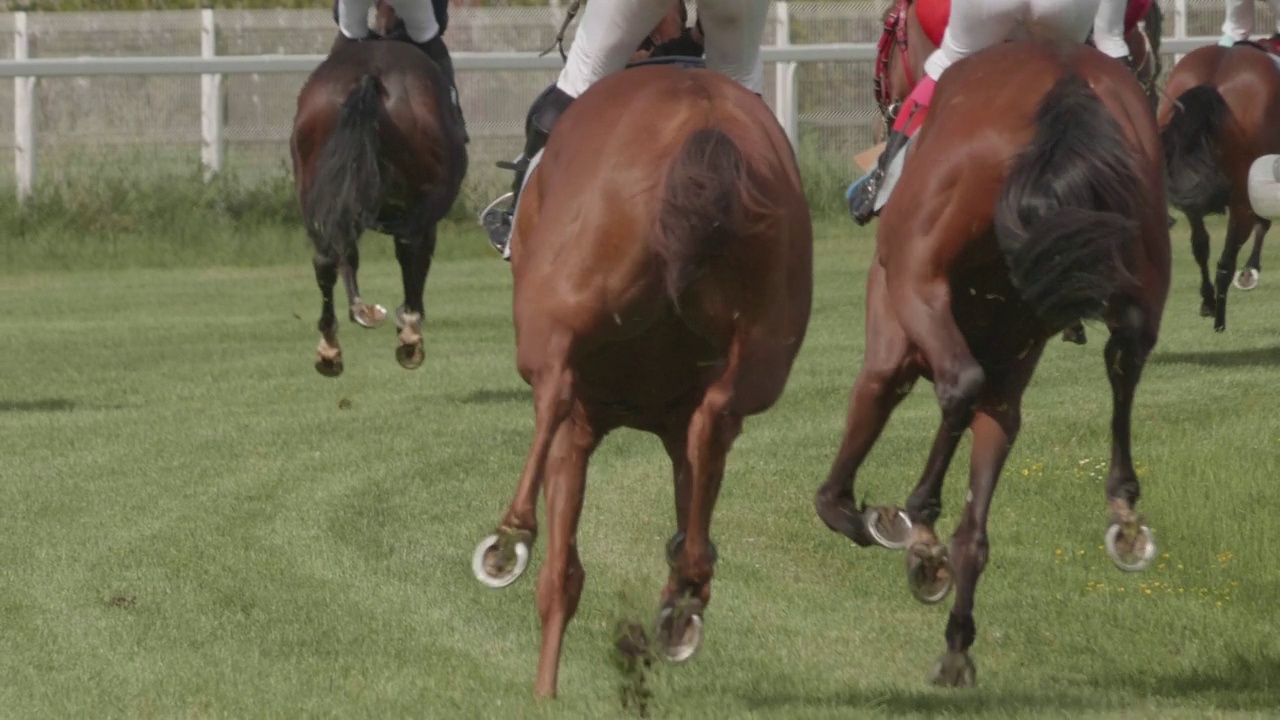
{"left": 1235, "top": 35, "right": 1280, "bottom": 58}
{"left": 625, "top": 55, "right": 707, "bottom": 71}
{"left": 910, "top": 0, "right": 1152, "bottom": 47}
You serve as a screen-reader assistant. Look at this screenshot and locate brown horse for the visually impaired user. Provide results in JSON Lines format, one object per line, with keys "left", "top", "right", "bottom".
{"left": 469, "top": 65, "right": 812, "bottom": 698}
{"left": 1159, "top": 43, "right": 1279, "bottom": 330}
{"left": 870, "top": 0, "right": 1163, "bottom": 346}
{"left": 815, "top": 40, "right": 1168, "bottom": 686}
{"left": 290, "top": 2, "right": 467, "bottom": 377}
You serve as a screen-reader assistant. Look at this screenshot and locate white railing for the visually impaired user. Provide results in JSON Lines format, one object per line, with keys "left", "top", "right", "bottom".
{"left": 0, "top": 3, "right": 1220, "bottom": 201}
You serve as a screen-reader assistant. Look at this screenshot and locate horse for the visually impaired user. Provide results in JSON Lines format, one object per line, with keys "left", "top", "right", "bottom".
{"left": 468, "top": 64, "right": 813, "bottom": 699}
{"left": 289, "top": 0, "right": 468, "bottom": 377}
{"left": 869, "top": 0, "right": 1163, "bottom": 347}
{"left": 1158, "top": 42, "right": 1279, "bottom": 330}
{"left": 814, "top": 40, "right": 1169, "bottom": 687}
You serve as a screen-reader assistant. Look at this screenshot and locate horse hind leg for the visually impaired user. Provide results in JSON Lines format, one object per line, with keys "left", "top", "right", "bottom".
{"left": 1212, "top": 206, "right": 1257, "bottom": 332}
{"left": 655, "top": 362, "right": 744, "bottom": 665}
{"left": 930, "top": 344, "right": 1041, "bottom": 688}
{"left": 340, "top": 246, "right": 387, "bottom": 329}
{"left": 392, "top": 224, "right": 437, "bottom": 370}
{"left": 1233, "top": 218, "right": 1269, "bottom": 291}
{"left": 815, "top": 263, "right": 920, "bottom": 550}
{"left": 1101, "top": 302, "right": 1158, "bottom": 572}
{"left": 472, "top": 333, "right": 576, "bottom": 590}
{"left": 532, "top": 407, "right": 599, "bottom": 699}
{"left": 1182, "top": 211, "right": 1213, "bottom": 315}
{"left": 313, "top": 250, "right": 344, "bottom": 377}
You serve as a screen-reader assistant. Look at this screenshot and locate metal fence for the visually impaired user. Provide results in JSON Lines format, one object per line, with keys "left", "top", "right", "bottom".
{"left": 0, "top": 1, "right": 1267, "bottom": 202}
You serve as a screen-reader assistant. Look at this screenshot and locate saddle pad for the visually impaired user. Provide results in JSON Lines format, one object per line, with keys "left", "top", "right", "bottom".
{"left": 917, "top": 0, "right": 1149, "bottom": 49}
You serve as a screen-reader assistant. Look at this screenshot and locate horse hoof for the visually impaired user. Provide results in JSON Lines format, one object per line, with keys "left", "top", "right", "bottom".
{"left": 471, "top": 532, "right": 531, "bottom": 588}
{"left": 350, "top": 303, "right": 388, "bottom": 329}
{"left": 906, "top": 543, "right": 953, "bottom": 604}
{"left": 655, "top": 603, "right": 704, "bottom": 663}
{"left": 315, "top": 356, "right": 343, "bottom": 377}
{"left": 1061, "top": 326, "right": 1087, "bottom": 345}
{"left": 863, "top": 506, "right": 912, "bottom": 550}
{"left": 396, "top": 342, "right": 425, "bottom": 370}
{"left": 1200, "top": 304, "right": 1214, "bottom": 318}
{"left": 928, "top": 651, "right": 976, "bottom": 688}
{"left": 1234, "top": 268, "right": 1259, "bottom": 291}
{"left": 1104, "top": 521, "right": 1156, "bottom": 572}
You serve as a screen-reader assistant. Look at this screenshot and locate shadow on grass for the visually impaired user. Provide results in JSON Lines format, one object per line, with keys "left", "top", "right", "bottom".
{"left": 1152, "top": 345, "right": 1280, "bottom": 368}
{"left": 455, "top": 387, "right": 530, "bottom": 405}
{"left": 742, "top": 652, "right": 1280, "bottom": 715}
{"left": 0, "top": 398, "right": 75, "bottom": 413}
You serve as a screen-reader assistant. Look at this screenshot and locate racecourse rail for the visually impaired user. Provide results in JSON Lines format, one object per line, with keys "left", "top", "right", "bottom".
{"left": 0, "top": 18, "right": 1219, "bottom": 202}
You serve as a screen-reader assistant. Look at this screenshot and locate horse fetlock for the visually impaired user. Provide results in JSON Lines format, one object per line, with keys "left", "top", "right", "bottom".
{"left": 472, "top": 528, "right": 534, "bottom": 589}
{"left": 814, "top": 488, "right": 878, "bottom": 547}
{"left": 906, "top": 541, "right": 953, "bottom": 604}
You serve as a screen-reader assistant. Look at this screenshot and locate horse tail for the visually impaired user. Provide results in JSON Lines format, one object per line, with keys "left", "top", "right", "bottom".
{"left": 304, "top": 73, "right": 385, "bottom": 258}
{"left": 993, "top": 74, "right": 1140, "bottom": 332}
{"left": 1160, "top": 84, "right": 1230, "bottom": 216}
{"left": 654, "top": 127, "right": 763, "bottom": 303}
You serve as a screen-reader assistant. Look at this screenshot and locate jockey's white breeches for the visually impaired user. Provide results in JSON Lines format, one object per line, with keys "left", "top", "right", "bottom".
{"left": 556, "top": 0, "right": 770, "bottom": 98}
{"left": 1091, "top": 0, "right": 1130, "bottom": 58}
{"left": 923, "top": 0, "right": 1103, "bottom": 81}
{"left": 338, "top": 0, "right": 439, "bottom": 44}
{"left": 1222, "top": 0, "right": 1280, "bottom": 40}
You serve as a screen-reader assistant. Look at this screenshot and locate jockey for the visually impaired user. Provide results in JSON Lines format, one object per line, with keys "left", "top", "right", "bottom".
{"left": 847, "top": 0, "right": 1104, "bottom": 226}
{"left": 331, "top": 0, "right": 468, "bottom": 142}
{"left": 1219, "top": 0, "right": 1280, "bottom": 51}
{"left": 481, "top": 0, "right": 762, "bottom": 259}
{"left": 1091, "top": 0, "right": 1134, "bottom": 68}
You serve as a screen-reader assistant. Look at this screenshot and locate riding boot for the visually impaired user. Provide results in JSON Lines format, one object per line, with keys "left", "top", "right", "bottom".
{"left": 847, "top": 127, "right": 909, "bottom": 226}
{"left": 481, "top": 84, "right": 575, "bottom": 258}
{"left": 417, "top": 35, "right": 469, "bottom": 144}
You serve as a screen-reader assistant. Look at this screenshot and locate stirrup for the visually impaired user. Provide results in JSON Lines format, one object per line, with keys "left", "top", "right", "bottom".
{"left": 478, "top": 193, "right": 514, "bottom": 259}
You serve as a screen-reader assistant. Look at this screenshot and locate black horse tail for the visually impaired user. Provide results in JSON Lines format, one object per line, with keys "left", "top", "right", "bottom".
{"left": 1160, "top": 84, "right": 1230, "bottom": 216}
{"left": 993, "top": 74, "right": 1140, "bottom": 333}
{"left": 654, "top": 126, "right": 769, "bottom": 304}
{"left": 304, "top": 73, "right": 385, "bottom": 258}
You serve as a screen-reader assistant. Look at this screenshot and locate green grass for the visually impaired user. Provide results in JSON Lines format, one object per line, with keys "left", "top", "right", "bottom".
{"left": 1, "top": 216, "right": 1278, "bottom": 719}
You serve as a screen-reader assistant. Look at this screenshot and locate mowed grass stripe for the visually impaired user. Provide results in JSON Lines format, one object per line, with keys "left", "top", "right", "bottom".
{"left": 1, "top": 224, "right": 1277, "bottom": 718}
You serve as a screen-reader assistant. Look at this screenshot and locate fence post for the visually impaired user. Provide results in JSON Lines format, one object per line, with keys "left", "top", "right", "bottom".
{"left": 773, "top": 1, "right": 797, "bottom": 144}
{"left": 14, "top": 8, "right": 35, "bottom": 202}
{"left": 200, "top": 5, "right": 224, "bottom": 181}
{"left": 1174, "top": 0, "right": 1188, "bottom": 64}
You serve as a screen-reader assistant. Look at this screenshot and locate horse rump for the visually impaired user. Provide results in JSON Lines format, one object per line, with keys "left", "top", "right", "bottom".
{"left": 1160, "top": 85, "right": 1230, "bottom": 216}
{"left": 653, "top": 127, "right": 770, "bottom": 304}
{"left": 304, "top": 73, "right": 386, "bottom": 258}
{"left": 993, "top": 73, "right": 1140, "bottom": 333}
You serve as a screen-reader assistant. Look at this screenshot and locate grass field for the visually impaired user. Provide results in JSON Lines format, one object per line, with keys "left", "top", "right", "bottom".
{"left": 1, "top": 216, "right": 1278, "bottom": 719}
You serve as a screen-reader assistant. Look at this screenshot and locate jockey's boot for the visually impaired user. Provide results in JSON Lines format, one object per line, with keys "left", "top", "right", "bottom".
{"left": 417, "top": 35, "right": 469, "bottom": 144}
{"left": 847, "top": 127, "right": 908, "bottom": 226}
{"left": 847, "top": 76, "right": 933, "bottom": 226}
{"left": 481, "top": 84, "right": 575, "bottom": 258}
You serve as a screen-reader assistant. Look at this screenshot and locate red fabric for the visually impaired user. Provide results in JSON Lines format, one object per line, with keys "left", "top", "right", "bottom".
{"left": 915, "top": 0, "right": 950, "bottom": 48}
{"left": 892, "top": 76, "right": 935, "bottom": 136}
{"left": 1124, "top": 0, "right": 1153, "bottom": 35}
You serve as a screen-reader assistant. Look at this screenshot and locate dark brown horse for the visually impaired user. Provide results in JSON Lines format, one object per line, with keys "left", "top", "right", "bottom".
{"left": 290, "top": 2, "right": 467, "bottom": 376}
{"left": 869, "top": 0, "right": 1163, "bottom": 346}
{"left": 469, "top": 64, "right": 812, "bottom": 698}
{"left": 816, "top": 40, "right": 1168, "bottom": 686}
{"left": 1159, "top": 43, "right": 1279, "bottom": 330}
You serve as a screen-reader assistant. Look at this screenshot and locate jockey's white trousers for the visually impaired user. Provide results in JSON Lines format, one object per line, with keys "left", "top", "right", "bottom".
{"left": 1222, "top": 0, "right": 1280, "bottom": 40}
{"left": 1092, "top": 0, "right": 1130, "bottom": 59}
{"left": 557, "top": 0, "right": 771, "bottom": 98}
{"left": 338, "top": 0, "right": 439, "bottom": 44}
{"left": 923, "top": 0, "right": 1103, "bottom": 80}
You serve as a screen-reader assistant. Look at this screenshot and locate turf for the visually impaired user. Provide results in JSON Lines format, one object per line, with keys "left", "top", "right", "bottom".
{"left": 1, "top": 218, "right": 1278, "bottom": 719}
